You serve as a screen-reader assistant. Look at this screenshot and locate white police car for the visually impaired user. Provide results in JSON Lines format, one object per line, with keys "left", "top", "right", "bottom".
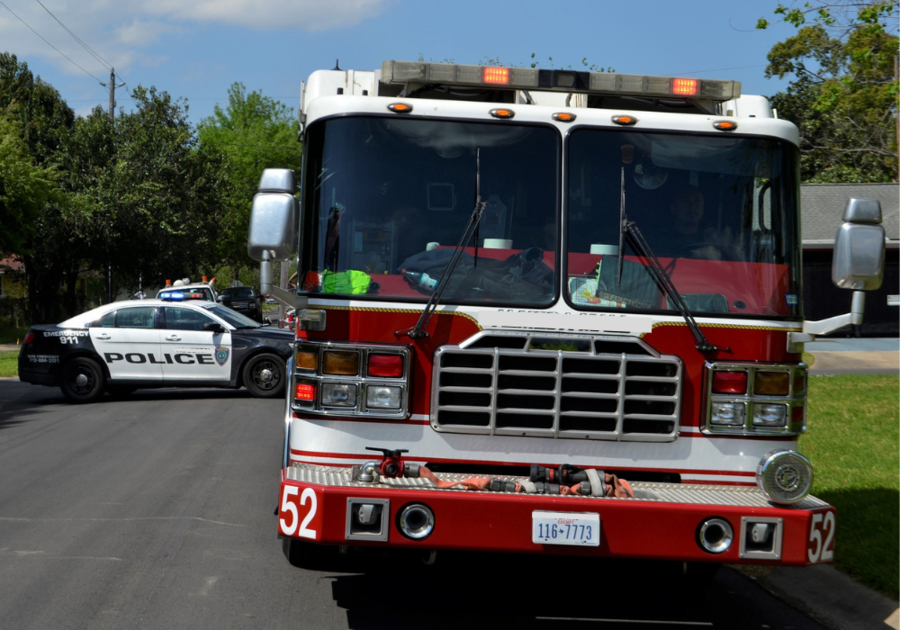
{"left": 18, "top": 296, "right": 294, "bottom": 403}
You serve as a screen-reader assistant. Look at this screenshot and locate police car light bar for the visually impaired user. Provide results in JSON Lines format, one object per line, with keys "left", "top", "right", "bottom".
{"left": 381, "top": 61, "right": 740, "bottom": 102}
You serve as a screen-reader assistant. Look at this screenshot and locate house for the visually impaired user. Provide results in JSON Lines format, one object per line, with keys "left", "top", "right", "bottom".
{"left": 800, "top": 183, "right": 899, "bottom": 337}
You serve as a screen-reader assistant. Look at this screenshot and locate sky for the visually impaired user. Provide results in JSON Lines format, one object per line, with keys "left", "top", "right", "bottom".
{"left": 0, "top": 0, "right": 800, "bottom": 125}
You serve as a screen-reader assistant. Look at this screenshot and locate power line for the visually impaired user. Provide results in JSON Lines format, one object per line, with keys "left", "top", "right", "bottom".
{"left": 0, "top": 0, "right": 105, "bottom": 85}
{"left": 34, "top": 0, "right": 115, "bottom": 76}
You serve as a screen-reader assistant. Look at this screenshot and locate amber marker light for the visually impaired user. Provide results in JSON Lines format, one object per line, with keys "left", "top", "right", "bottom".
{"left": 552, "top": 112, "right": 576, "bottom": 123}
{"left": 323, "top": 351, "right": 360, "bottom": 376}
{"left": 296, "top": 351, "right": 317, "bottom": 371}
{"left": 754, "top": 372, "right": 791, "bottom": 396}
{"left": 612, "top": 115, "right": 638, "bottom": 126}
{"left": 490, "top": 108, "right": 515, "bottom": 119}
{"left": 713, "top": 120, "right": 738, "bottom": 131}
{"left": 388, "top": 102, "right": 413, "bottom": 113}
{"left": 672, "top": 78, "right": 698, "bottom": 96}
{"left": 483, "top": 67, "right": 510, "bottom": 84}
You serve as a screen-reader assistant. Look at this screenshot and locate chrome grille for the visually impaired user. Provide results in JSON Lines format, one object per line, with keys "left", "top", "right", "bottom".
{"left": 430, "top": 332, "right": 682, "bottom": 442}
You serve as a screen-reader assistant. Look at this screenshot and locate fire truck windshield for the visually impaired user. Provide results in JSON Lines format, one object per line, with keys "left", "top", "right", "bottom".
{"left": 565, "top": 129, "right": 802, "bottom": 319}
{"left": 300, "top": 116, "right": 559, "bottom": 306}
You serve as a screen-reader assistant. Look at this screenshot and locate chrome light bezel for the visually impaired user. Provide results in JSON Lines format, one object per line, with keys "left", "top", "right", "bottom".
{"left": 291, "top": 341, "right": 412, "bottom": 419}
{"left": 702, "top": 362, "right": 807, "bottom": 437}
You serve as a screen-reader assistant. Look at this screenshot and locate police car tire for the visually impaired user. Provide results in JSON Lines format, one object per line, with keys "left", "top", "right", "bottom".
{"left": 243, "top": 353, "right": 285, "bottom": 398}
{"left": 60, "top": 357, "right": 106, "bottom": 403}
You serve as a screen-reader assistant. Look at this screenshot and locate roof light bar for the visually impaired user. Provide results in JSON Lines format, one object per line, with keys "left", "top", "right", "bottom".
{"left": 381, "top": 61, "right": 741, "bottom": 102}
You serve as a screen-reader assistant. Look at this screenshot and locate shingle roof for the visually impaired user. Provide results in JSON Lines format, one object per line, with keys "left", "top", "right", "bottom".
{"left": 801, "top": 183, "right": 899, "bottom": 246}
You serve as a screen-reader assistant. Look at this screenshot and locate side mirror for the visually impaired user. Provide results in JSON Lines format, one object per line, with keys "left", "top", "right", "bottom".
{"left": 248, "top": 168, "right": 299, "bottom": 262}
{"left": 203, "top": 322, "right": 226, "bottom": 334}
{"left": 832, "top": 198, "right": 885, "bottom": 291}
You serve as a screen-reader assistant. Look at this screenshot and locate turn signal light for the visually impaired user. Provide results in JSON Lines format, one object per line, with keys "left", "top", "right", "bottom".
{"left": 754, "top": 372, "right": 790, "bottom": 396}
{"left": 712, "top": 371, "right": 748, "bottom": 394}
{"left": 368, "top": 354, "right": 404, "bottom": 378}
{"left": 388, "top": 102, "right": 413, "bottom": 113}
{"left": 296, "top": 351, "right": 317, "bottom": 370}
{"left": 295, "top": 383, "right": 316, "bottom": 401}
{"left": 490, "top": 108, "right": 515, "bottom": 119}
{"left": 323, "top": 351, "right": 360, "bottom": 375}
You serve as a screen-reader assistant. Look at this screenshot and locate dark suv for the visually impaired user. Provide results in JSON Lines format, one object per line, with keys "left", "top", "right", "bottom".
{"left": 218, "top": 286, "right": 264, "bottom": 322}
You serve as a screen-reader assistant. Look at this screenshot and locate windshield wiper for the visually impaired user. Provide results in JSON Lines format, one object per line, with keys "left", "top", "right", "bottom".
{"left": 616, "top": 167, "right": 730, "bottom": 355}
{"left": 396, "top": 149, "right": 487, "bottom": 339}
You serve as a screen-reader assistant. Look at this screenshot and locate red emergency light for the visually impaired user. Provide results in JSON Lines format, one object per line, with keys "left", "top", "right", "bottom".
{"left": 483, "top": 67, "right": 510, "bottom": 84}
{"left": 672, "top": 78, "right": 698, "bottom": 96}
{"left": 368, "top": 354, "right": 404, "bottom": 378}
{"left": 295, "top": 383, "right": 316, "bottom": 401}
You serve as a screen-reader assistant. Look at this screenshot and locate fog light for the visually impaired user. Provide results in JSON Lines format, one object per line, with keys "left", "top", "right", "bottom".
{"left": 757, "top": 450, "right": 813, "bottom": 505}
{"left": 710, "top": 402, "right": 745, "bottom": 426}
{"left": 753, "top": 403, "right": 787, "bottom": 427}
{"left": 322, "top": 383, "right": 357, "bottom": 407}
{"left": 366, "top": 385, "right": 401, "bottom": 409}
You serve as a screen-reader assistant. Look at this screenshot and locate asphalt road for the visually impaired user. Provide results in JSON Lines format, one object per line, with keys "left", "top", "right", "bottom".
{"left": 0, "top": 380, "right": 828, "bottom": 630}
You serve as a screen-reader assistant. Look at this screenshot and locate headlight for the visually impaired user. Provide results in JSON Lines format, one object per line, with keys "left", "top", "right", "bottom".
{"left": 756, "top": 450, "right": 813, "bottom": 505}
{"left": 322, "top": 383, "right": 357, "bottom": 407}
{"left": 711, "top": 401, "right": 746, "bottom": 426}
{"left": 366, "top": 385, "right": 402, "bottom": 409}
{"left": 753, "top": 403, "right": 787, "bottom": 427}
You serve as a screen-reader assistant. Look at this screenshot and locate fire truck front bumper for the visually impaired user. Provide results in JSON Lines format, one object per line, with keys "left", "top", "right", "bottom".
{"left": 278, "top": 464, "right": 835, "bottom": 566}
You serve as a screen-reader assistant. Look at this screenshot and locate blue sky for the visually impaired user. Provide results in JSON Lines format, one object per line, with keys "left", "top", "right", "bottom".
{"left": 0, "top": 0, "right": 799, "bottom": 125}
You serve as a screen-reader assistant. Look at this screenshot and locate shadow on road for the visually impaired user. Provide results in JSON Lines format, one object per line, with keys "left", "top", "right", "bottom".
{"left": 320, "top": 551, "right": 825, "bottom": 629}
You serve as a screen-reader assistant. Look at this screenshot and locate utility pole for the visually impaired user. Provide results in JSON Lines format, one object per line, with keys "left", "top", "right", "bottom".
{"left": 99, "top": 68, "right": 125, "bottom": 302}
{"left": 100, "top": 67, "right": 124, "bottom": 120}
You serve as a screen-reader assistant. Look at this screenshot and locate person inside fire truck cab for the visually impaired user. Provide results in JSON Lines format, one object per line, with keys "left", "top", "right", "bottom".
{"left": 654, "top": 185, "right": 743, "bottom": 261}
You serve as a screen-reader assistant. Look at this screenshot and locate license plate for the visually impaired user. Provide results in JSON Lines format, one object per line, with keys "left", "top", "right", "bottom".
{"left": 532, "top": 511, "right": 600, "bottom": 547}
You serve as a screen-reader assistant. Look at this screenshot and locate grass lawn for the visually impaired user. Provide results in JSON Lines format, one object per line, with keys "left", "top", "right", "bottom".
{"left": 800, "top": 374, "right": 899, "bottom": 599}
{"left": 0, "top": 349, "right": 19, "bottom": 378}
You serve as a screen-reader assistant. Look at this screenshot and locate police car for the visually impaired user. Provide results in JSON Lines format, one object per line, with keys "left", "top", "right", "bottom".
{"left": 18, "top": 297, "right": 295, "bottom": 403}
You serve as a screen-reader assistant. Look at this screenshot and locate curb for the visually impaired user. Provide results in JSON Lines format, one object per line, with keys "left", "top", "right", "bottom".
{"left": 752, "top": 565, "right": 899, "bottom": 630}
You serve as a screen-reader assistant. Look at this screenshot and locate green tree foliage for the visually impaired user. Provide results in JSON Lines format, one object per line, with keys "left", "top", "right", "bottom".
{"left": 197, "top": 83, "right": 301, "bottom": 281}
{"left": 0, "top": 115, "right": 58, "bottom": 254}
{"left": 758, "top": 1, "right": 899, "bottom": 182}
{"left": 99, "top": 87, "right": 229, "bottom": 294}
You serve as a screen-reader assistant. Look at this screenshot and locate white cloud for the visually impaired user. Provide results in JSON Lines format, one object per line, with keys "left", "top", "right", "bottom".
{"left": 0, "top": 0, "right": 391, "bottom": 77}
{"left": 139, "top": 0, "right": 391, "bottom": 31}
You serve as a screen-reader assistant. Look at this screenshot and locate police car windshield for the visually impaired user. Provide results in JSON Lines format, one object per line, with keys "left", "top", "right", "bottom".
{"left": 199, "top": 303, "right": 261, "bottom": 328}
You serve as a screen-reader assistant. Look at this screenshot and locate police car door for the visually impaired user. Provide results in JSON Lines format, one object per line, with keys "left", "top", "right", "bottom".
{"left": 160, "top": 306, "right": 232, "bottom": 382}
{"left": 89, "top": 306, "right": 164, "bottom": 381}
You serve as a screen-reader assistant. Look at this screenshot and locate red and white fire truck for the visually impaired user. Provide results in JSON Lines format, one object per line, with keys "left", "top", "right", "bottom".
{"left": 249, "top": 61, "right": 885, "bottom": 571}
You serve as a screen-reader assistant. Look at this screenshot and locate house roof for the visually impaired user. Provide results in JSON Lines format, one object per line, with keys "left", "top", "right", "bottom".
{"left": 0, "top": 258, "right": 23, "bottom": 272}
{"left": 801, "top": 183, "right": 899, "bottom": 248}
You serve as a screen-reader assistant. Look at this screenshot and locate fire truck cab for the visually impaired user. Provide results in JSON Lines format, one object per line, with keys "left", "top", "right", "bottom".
{"left": 250, "top": 61, "right": 885, "bottom": 570}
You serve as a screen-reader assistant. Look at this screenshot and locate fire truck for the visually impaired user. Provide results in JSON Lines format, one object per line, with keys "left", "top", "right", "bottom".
{"left": 249, "top": 60, "right": 886, "bottom": 572}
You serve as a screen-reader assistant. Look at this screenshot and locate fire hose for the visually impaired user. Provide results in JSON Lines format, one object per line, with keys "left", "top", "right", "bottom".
{"left": 360, "top": 448, "right": 634, "bottom": 498}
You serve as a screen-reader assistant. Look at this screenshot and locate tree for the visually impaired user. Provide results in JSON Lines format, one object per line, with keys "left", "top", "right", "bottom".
{"left": 0, "top": 115, "right": 58, "bottom": 255}
{"left": 99, "top": 86, "right": 229, "bottom": 294}
{"left": 757, "top": 1, "right": 899, "bottom": 182}
{"left": 197, "top": 83, "right": 302, "bottom": 283}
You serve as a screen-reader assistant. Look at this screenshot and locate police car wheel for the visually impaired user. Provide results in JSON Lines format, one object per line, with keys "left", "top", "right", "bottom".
{"left": 60, "top": 357, "right": 106, "bottom": 403}
{"left": 243, "top": 354, "right": 285, "bottom": 398}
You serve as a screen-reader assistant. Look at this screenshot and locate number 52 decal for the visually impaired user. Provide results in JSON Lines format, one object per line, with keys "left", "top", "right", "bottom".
{"left": 279, "top": 485, "right": 322, "bottom": 540}
{"left": 808, "top": 510, "right": 835, "bottom": 563}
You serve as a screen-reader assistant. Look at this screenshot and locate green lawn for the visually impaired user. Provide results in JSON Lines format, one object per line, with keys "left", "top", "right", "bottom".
{"left": 800, "top": 374, "right": 899, "bottom": 598}
{"left": 0, "top": 349, "right": 19, "bottom": 378}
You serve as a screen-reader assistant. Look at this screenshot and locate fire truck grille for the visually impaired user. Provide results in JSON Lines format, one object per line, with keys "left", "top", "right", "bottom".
{"left": 431, "top": 334, "right": 683, "bottom": 442}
